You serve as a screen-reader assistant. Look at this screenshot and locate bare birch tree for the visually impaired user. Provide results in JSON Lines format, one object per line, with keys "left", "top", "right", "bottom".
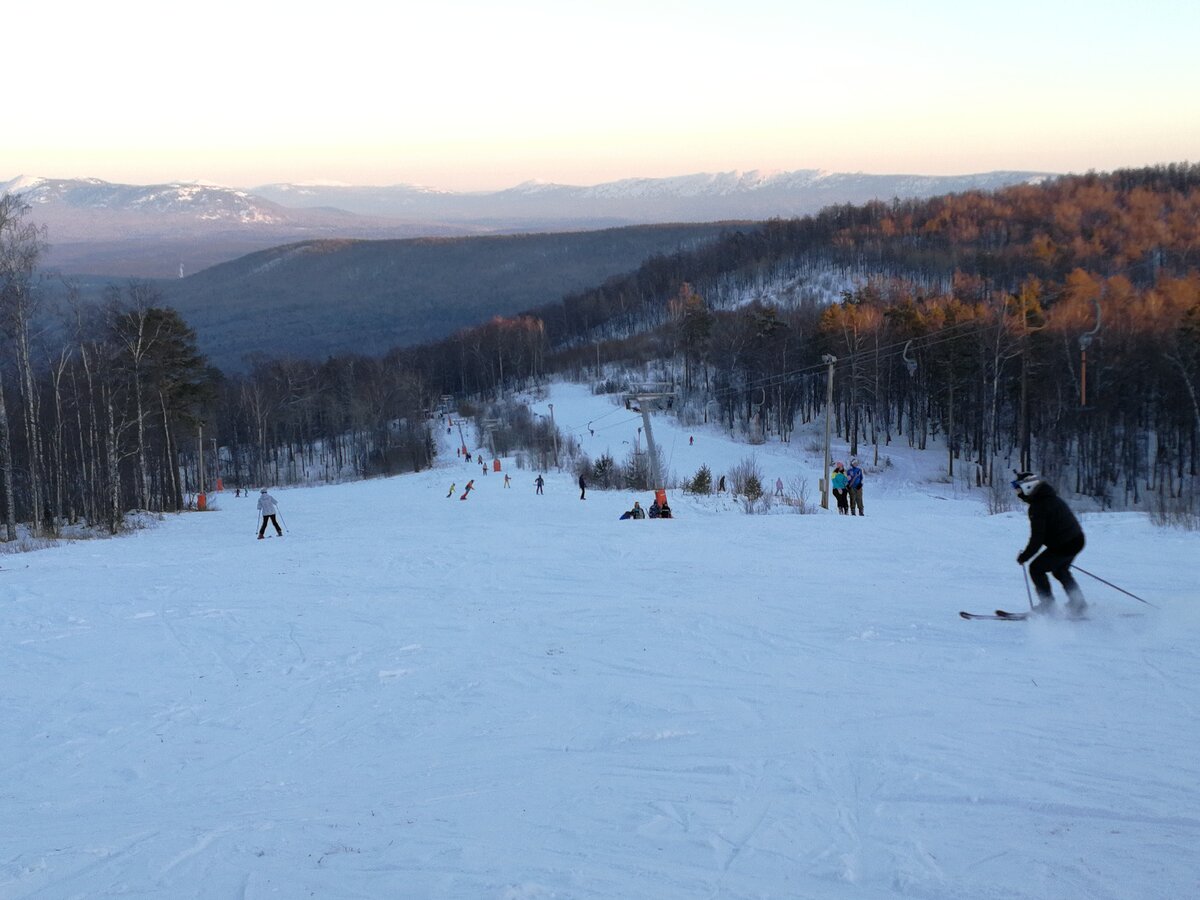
{"left": 0, "top": 194, "right": 46, "bottom": 538}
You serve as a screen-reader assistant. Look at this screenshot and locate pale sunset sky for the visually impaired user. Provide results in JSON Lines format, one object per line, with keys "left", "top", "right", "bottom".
{"left": 7, "top": 0, "right": 1197, "bottom": 191}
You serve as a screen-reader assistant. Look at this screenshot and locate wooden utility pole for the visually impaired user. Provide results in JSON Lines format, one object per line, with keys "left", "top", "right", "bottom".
{"left": 947, "top": 380, "right": 954, "bottom": 479}
{"left": 1080, "top": 297, "right": 1102, "bottom": 407}
{"left": 822, "top": 355, "right": 836, "bottom": 510}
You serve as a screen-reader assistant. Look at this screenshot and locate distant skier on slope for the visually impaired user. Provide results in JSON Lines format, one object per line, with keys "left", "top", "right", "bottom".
{"left": 460, "top": 480, "right": 475, "bottom": 500}
{"left": 257, "top": 489, "right": 283, "bottom": 539}
{"left": 1013, "top": 471, "right": 1087, "bottom": 616}
{"left": 535, "top": 475, "right": 544, "bottom": 495}
{"left": 446, "top": 483, "right": 456, "bottom": 498}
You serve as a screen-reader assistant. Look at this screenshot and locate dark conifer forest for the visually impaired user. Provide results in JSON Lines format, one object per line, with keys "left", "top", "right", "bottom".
{"left": 2, "top": 165, "right": 1198, "bottom": 536}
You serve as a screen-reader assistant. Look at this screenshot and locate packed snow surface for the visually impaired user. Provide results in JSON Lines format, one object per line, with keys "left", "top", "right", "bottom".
{"left": 2, "top": 383, "right": 1197, "bottom": 899}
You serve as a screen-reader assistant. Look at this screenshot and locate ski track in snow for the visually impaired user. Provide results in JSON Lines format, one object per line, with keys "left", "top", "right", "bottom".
{"left": 0, "top": 382, "right": 1197, "bottom": 899}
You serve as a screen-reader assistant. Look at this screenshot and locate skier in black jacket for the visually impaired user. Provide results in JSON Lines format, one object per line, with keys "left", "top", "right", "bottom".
{"left": 1013, "top": 472, "right": 1087, "bottom": 616}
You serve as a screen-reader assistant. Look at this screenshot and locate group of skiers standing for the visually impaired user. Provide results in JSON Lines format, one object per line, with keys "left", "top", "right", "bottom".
{"left": 830, "top": 459, "right": 865, "bottom": 515}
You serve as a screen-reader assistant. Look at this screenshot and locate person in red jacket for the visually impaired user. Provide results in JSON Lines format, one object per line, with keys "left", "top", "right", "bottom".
{"left": 1013, "top": 472, "right": 1087, "bottom": 616}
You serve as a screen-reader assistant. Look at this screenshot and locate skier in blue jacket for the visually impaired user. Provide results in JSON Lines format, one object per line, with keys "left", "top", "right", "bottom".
{"left": 846, "top": 459, "right": 865, "bottom": 516}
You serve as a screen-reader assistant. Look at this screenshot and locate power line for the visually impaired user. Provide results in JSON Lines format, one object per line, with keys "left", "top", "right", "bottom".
{"left": 555, "top": 316, "right": 994, "bottom": 439}
{"left": 704, "top": 318, "right": 987, "bottom": 402}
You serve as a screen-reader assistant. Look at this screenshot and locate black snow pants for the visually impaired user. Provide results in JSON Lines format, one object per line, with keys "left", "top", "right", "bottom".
{"left": 1029, "top": 534, "right": 1085, "bottom": 603}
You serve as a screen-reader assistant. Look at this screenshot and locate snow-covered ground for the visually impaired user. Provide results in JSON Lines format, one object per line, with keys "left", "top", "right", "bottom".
{"left": 2, "top": 383, "right": 1197, "bottom": 899}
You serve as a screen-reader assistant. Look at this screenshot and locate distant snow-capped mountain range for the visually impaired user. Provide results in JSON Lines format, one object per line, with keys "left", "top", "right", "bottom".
{"left": 2, "top": 169, "right": 1052, "bottom": 278}
{"left": 1, "top": 176, "right": 364, "bottom": 230}
{"left": 253, "top": 168, "right": 1051, "bottom": 220}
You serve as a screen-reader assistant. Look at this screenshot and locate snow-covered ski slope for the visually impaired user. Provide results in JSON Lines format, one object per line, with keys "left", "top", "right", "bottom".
{"left": 2, "top": 382, "right": 1197, "bottom": 899}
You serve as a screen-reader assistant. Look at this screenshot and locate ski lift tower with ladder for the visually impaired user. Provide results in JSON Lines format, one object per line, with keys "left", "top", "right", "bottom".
{"left": 623, "top": 382, "right": 676, "bottom": 503}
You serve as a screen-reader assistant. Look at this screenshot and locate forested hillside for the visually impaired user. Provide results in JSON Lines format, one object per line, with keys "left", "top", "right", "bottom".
{"left": 1, "top": 166, "right": 1197, "bottom": 538}
{"left": 158, "top": 223, "right": 739, "bottom": 371}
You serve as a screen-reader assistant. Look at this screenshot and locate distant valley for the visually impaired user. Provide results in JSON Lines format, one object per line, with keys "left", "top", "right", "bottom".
{"left": 156, "top": 224, "right": 737, "bottom": 372}
{"left": 1, "top": 176, "right": 480, "bottom": 278}
{"left": 3, "top": 169, "right": 1050, "bottom": 279}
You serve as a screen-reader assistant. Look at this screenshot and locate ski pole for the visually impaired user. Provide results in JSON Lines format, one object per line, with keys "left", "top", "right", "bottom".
{"left": 1070, "top": 565, "right": 1158, "bottom": 608}
{"left": 1022, "top": 564, "right": 1034, "bottom": 610}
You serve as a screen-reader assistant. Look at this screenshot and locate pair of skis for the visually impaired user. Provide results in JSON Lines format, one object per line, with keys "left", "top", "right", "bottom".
{"left": 960, "top": 609, "right": 1030, "bottom": 621}
{"left": 960, "top": 608, "right": 1091, "bottom": 621}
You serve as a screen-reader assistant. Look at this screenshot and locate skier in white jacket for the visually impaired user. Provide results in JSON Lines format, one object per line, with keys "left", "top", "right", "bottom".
{"left": 257, "top": 489, "right": 283, "bottom": 539}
